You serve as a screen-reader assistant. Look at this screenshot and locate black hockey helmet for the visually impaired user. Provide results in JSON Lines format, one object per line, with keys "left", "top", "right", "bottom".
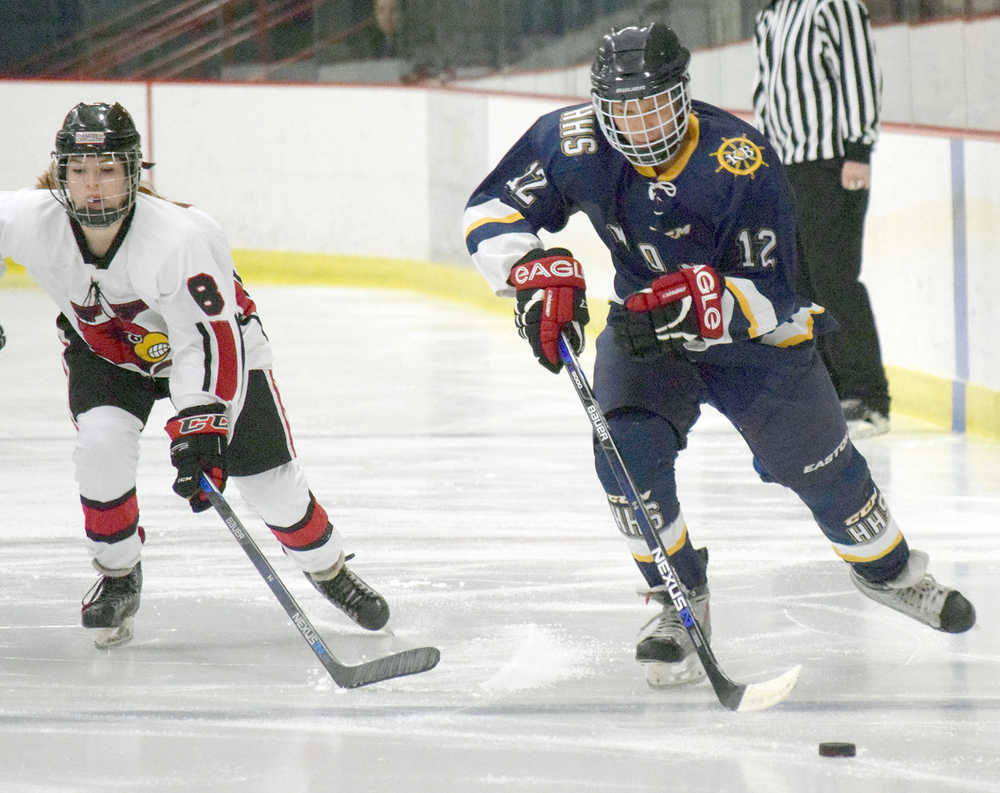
{"left": 54, "top": 102, "right": 141, "bottom": 155}
{"left": 590, "top": 24, "right": 692, "bottom": 167}
{"left": 50, "top": 102, "right": 143, "bottom": 227}
{"left": 591, "top": 23, "right": 690, "bottom": 99}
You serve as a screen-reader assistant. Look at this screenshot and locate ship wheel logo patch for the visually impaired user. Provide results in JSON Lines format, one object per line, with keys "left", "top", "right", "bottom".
{"left": 711, "top": 136, "right": 768, "bottom": 178}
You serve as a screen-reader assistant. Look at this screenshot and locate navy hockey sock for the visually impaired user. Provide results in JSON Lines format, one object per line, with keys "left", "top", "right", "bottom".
{"left": 594, "top": 409, "right": 707, "bottom": 590}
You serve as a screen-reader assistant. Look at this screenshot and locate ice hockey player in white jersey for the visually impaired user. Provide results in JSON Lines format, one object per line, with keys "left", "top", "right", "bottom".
{"left": 0, "top": 101, "right": 389, "bottom": 648}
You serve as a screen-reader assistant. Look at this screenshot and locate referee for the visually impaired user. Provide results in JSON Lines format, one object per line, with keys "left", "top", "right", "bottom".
{"left": 753, "top": 0, "right": 890, "bottom": 439}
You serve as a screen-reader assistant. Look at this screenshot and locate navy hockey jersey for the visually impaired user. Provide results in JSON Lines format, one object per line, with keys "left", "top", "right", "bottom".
{"left": 463, "top": 100, "right": 831, "bottom": 355}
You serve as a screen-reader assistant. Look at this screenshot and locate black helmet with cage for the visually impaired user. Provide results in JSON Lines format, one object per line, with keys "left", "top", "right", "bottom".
{"left": 590, "top": 23, "right": 692, "bottom": 167}
{"left": 50, "top": 102, "right": 143, "bottom": 227}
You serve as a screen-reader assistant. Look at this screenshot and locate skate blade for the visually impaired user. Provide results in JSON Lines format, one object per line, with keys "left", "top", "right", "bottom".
{"left": 92, "top": 617, "right": 134, "bottom": 649}
{"left": 847, "top": 420, "right": 889, "bottom": 440}
{"left": 642, "top": 655, "right": 706, "bottom": 688}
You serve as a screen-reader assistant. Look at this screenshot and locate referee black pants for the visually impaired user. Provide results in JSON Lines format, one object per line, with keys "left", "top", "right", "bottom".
{"left": 785, "top": 158, "right": 889, "bottom": 414}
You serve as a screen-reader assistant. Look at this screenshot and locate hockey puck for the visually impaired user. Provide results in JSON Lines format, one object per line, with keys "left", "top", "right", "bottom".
{"left": 818, "top": 742, "right": 856, "bottom": 757}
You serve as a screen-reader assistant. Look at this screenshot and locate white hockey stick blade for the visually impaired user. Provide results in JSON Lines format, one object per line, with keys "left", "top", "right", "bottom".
{"left": 733, "top": 664, "right": 802, "bottom": 712}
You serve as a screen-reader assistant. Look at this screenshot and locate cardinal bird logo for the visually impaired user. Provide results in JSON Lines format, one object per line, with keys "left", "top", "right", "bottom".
{"left": 71, "top": 290, "right": 171, "bottom": 373}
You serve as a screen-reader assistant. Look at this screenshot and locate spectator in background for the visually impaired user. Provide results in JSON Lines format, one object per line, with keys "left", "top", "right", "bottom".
{"left": 374, "top": 0, "right": 402, "bottom": 57}
{"left": 317, "top": 0, "right": 407, "bottom": 65}
{"left": 753, "top": 0, "right": 890, "bottom": 439}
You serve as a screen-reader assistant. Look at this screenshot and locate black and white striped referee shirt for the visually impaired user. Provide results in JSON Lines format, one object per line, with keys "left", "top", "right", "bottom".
{"left": 752, "top": 0, "right": 882, "bottom": 165}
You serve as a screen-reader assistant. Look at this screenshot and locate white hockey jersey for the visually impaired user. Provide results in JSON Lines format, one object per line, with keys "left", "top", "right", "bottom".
{"left": 0, "top": 188, "right": 271, "bottom": 413}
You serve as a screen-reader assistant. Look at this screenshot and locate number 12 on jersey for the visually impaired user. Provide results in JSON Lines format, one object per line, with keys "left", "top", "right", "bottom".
{"left": 736, "top": 228, "right": 777, "bottom": 269}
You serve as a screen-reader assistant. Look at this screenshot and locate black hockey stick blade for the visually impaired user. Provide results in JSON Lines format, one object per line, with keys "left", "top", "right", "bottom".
{"left": 556, "top": 334, "right": 800, "bottom": 712}
{"left": 333, "top": 645, "right": 442, "bottom": 689}
{"left": 200, "top": 475, "right": 440, "bottom": 688}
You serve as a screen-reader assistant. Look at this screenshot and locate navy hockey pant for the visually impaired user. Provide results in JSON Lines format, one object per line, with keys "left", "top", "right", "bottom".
{"left": 590, "top": 325, "right": 908, "bottom": 590}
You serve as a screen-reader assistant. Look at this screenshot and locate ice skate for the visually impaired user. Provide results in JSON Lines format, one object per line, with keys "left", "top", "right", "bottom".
{"left": 81, "top": 561, "right": 142, "bottom": 649}
{"left": 851, "top": 549, "right": 975, "bottom": 633}
{"left": 306, "top": 553, "right": 389, "bottom": 631}
{"left": 842, "top": 398, "right": 890, "bottom": 440}
{"left": 635, "top": 582, "right": 710, "bottom": 687}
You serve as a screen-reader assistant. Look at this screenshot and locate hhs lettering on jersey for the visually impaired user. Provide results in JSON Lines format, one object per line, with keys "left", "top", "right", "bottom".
{"left": 559, "top": 105, "right": 598, "bottom": 157}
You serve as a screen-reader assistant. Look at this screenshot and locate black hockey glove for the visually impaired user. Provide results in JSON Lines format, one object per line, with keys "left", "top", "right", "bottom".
{"left": 509, "top": 247, "right": 588, "bottom": 373}
{"left": 165, "top": 404, "right": 229, "bottom": 513}
{"left": 0, "top": 322, "right": 5, "bottom": 351}
{"left": 615, "top": 265, "right": 724, "bottom": 359}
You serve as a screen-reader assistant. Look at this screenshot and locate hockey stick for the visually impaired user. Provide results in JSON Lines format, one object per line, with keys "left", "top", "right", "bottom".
{"left": 557, "top": 333, "right": 800, "bottom": 712}
{"left": 199, "top": 474, "right": 440, "bottom": 688}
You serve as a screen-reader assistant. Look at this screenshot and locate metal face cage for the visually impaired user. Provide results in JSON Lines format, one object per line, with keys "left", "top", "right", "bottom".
{"left": 592, "top": 77, "right": 691, "bottom": 167}
{"left": 51, "top": 148, "right": 141, "bottom": 228}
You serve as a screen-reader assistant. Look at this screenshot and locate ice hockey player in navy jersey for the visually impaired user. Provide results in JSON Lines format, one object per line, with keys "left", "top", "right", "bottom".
{"left": 463, "top": 23, "right": 974, "bottom": 688}
{"left": 0, "top": 102, "right": 389, "bottom": 648}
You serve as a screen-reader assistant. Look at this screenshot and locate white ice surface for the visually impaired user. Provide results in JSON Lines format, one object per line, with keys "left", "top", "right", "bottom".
{"left": 1, "top": 285, "right": 998, "bottom": 793}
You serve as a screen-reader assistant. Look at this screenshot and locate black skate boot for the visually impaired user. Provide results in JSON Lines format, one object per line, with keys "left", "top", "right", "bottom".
{"left": 841, "top": 398, "right": 890, "bottom": 439}
{"left": 635, "top": 582, "right": 710, "bottom": 687}
{"left": 851, "top": 549, "right": 975, "bottom": 633}
{"left": 635, "top": 547, "right": 710, "bottom": 687}
{"left": 81, "top": 561, "right": 142, "bottom": 649}
{"left": 306, "top": 554, "right": 389, "bottom": 631}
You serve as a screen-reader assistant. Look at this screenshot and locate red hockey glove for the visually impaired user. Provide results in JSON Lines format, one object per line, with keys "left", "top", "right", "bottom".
{"left": 508, "top": 248, "right": 589, "bottom": 373}
{"left": 165, "top": 405, "right": 229, "bottom": 513}
{"left": 616, "top": 265, "right": 724, "bottom": 358}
